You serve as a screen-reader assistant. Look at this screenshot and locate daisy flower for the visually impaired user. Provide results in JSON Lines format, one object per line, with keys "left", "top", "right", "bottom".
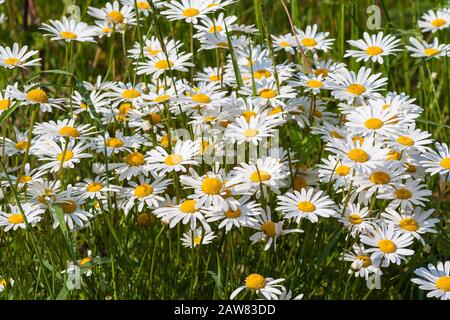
{"left": 136, "top": 51, "right": 193, "bottom": 78}
{"left": 312, "top": 59, "right": 346, "bottom": 79}
{"left": 225, "top": 114, "right": 280, "bottom": 146}
{"left": 290, "top": 73, "right": 327, "bottom": 95}
{"left": 295, "top": 24, "right": 334, "bottom": 52}
{"left": 87, "top": 1, "right": 136, "bottom": 28}
{"left": 0, "top": 43, "right": 41, "bottom": 69}
{"left": 108, "top": 82, "right": 147, "bottom": 106}
{"left": 40, "top": 17, "right": 96, "bottom": 43}
{"left": 7, "top": 83, "right": 65, "bottom": 112}
{"left": 153, "top": 198, "right": 213, "bottom": 232}
{"left": 0, "top": 128, "right": 34, "bottom": 156}
{"left": 181, "top": 228, "right": 217, "bottom": 248}
{"left": 121, "top": 0, "right": 154, "bottom": 16}
{"left": 230, "top": 274, "right": 285, "bottom": 300}
{"left": 272, "top": 33, "right": 297, "bottom": 54}
{"left": 195, "top": 66, "right": 230, "bottom": 84}
{"left": 33, "top": 119, "right": 95, "bottom": 140}
{"left": 248, "top": 209, "right": 303, "bottom": 251}
{"left": 338, "top": 203, "right": 374, "bottom": 237}
{"left": 341, "top": 244, "right": 381, "bottom": 280}
{"left": 277, "top": 188, "right": 337, "bottom": 224}
{"left": 193, "top": 13, "right": 237, "bottom": 38}
{"left": 71, "top": 90, "right": 111, "bottom": 115}
{"left": 386, "top": 125, "right": 432, "bottom": 154}
{"left": 240, "top": 79, "right": 296, "bottom": 107}
{"left": 0, "top": 203, "right": 44, "bottom": 231}
{"left": 344, "top": 32, "right": 401, "bottom": 64}
{"left": 146, "top": 139, "right": 199, "bottom": 176}
{"left": 406, "top": 37, "right": 450, "bottom": 59}
{"left": 128, "top": 37, "right": 182, "bottom": 60}
{"left": 420, "top": 142, "right": 450, "bottom": 176}
{"left": 0, "top": 89, "right": 14, "bottom": 115}
{"left": 52, "top": 186, "right": 93, "bottom": 231}
{"left": 93, "top": 131, "right": 145, "bottom": 156}
{"left": 378, "top": 179, "right": 431, "bottom": 211}
{"left": 27, "top": 179, "right": 61, "bottom": 207}
{"left": 411, "top": 261, "right": 450, "bottom": 300}
{"left": 274, "top": 288, "right": 304, "bottom": 300}
{"left": 34, "top": 138, "right": 93, "bottom": 173}
{"left": 418, "top": 9, "right": 450, "bottom": 33}
{"left": 360, "top": 222, "right": 414, "bottom": 267}
{"left": 121, "top": 175, "right": 171, "bottom": 215}
{"left": 205, "top": 197, "right": 261, "bottom": 232}
{"left": 72, "top": 176, "right": 120, "bottom": 200}
{"left": 327, "top": 67, "right": 387, "bottom": 104}
{"left": 161, "top": 0, "right": 216, "bottom": 24}
{"left": 3, "top": 163, "right": 46, "bottom": 189}
{"left": 109, "top": 151, "right": 150, "bottom": 180}
{"left": 177, "top": 82, "right": 229, "bottom": 114}
{"left": 317, "top": 155, "right": 353, "bottom": 190}
{"left": 381, "top": 208, "right": 439, "bottom": 245}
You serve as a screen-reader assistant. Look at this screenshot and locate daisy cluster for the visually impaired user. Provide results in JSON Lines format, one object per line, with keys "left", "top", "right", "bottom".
{"left": 0, "top": 0, "right": 449, "bottom": 300}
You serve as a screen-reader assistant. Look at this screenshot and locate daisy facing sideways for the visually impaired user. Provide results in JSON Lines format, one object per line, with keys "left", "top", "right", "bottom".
{"left": 411, "top": 261, "right": 450, "bottom": 300}
{"left": 0, "top": 43, "right": 41, "bottom": 69}
{"left": 181, "top": 228, "right": 217, "bottom": 248}
{"left": 0, "top": 203, "right": 44, "bottom": 231}
{"left": 420, "top": 142, "right": 450, "bottom": 176}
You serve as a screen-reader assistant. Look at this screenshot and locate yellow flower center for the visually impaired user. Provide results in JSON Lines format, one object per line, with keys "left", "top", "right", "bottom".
{"left": 192, "top": 93, "right": 211, "bottom": 104}
{"left": 436, "top": 276, "right": 450, "bottom": 292}
{"left": 164, "top": 154, "right": 183, "bottom": 166}
{"left": 60, "top": 31, "right": 78, "bottom": 40}
{"left": 193, "top": 236, "right": 202, "bottom": 245}
{"left": 4, "top": 57, "right": 20, "bottom": 65}
{"left": 330, "top": 130, "right": 344, "bottom": 139}
{"left": 279, "top": 41, "right": 291, "bottom": 47}
{"left": 241, "top": 110, "right": 257, "bottom": 123}
{"left": 440, "top": 157, "right": 450, "bottom": 170}
{"left": 134, "top": 184, "right": 154, "bottom": 198}
{"left": 365, "top": 46, "right": 384, "bottom": 55}
{"left": 209, "top": 25, "right": 223, "bottom": 33}
{"left": 364, "top": 118, "right": 384, "bottom": 129}
{"left": 356, "top": 255, "right": 372, "bottom": 268}
{"left": 57, "top": 150, "right": 74, "bottom": 162}
{"left": 297, "top": 201, "right": 316, "bottom": 212}
{"left": 87, "top": 182, "right": 103, "bottom": 193}
{"left": 245, "top": 273, "right": 266, "bottom": 290}
{"left": 26, "top": 88, "right": 49, "bottom": 103}
{"left": 431, "top": 18, "right": 446, "bottom": 27}
{"left": 126, "top": 152, "right": 145, "bottom": 166}
{"left": 336, "top": 165, "right": 351, "bottom": 176}
{"left": 347, "top": 148, "right": 369, "bottom": 163}
{"left": 201, "top": 177, "right": 223, "bottom": 195}
{"left": 378, "top": 239, "right": 397, "bottom": 253}
{"left": 79, "top": 103, "right": 88, "bottom": 110}
{"left": 183, "top": 8, "right": 200, "bottom": 17}
{"left": 59, "top": 126, "right": 80, "bottom": 138}
{"left": 244, "top": 129, "right": 259, "bottom": 138}
{"left": 137, "top": 1, "right": 150, "bottom": 10}
{"left": 260, "top": 221, "right": 276, "bottom": 238}
{"left": 386, "top": 150, "right": 401, "bottom": 161}
{"left": 8, "top": 213, "right": 24, "bottom": 224}
{"left": 259, "top": 89, "right": 277, "bottom": 99}
{"left": 314, "top": 68, "right": 329, "bottom": 77}
{"left": 424, "top": 48, "right": 439, "bottom": 56}
{"left": 122, "top": 89, "right": 141, "bottom": 99}
{"left": 348, "top": 214, "right": 362, "bottom": 224}
{"left": 108, "top": 10, "right": 124, "bottom": 23}
{"left": 396, "top": 136, "right": 414, "bottom": 146}
{"left": 250, "top": 170, "right": 271, "bottom": 183}
{"left": 405, "top": 163, "right": 417, "bottom": 173}
{"left": 307, "top": 79, "right": 324, "bottom": 88}
{"left": 79, "top": 257, "right": 92, "bottom": 266}
{"left": 209, "top": 74, "right": 221, "bottom": 82}
{"left": 19, "top": 175, "right": 32, "bottom": 183}
{"left": 15, "top": 140, "right": 29, "bottom": 150}
{"left": 225, "top": 208, "right": 241, "bottom": 219}
{"left": 153, "top": 94, "right": 170, "bottom": 103}
{"left": 370, "top": 171, "right": 391, "bottom": 185}
{"left": 62, "top": 200, "right": 77, "bottom": 214}
{"left": 0, "top": 99, "right": 10, "bottom": 110}
{"left": 301, "top": 37, "right": 317, "bottom": 47}
{"left": 146, "top": 47, "right": 161, "bottom": 55}
{"left": 254, "top": 69, "right": 272, "bottom": 79}
{"left": 180, "top": 199, "right": 197, "bottom": 214}
{"left": 347, "top": 84, "right": 366, "bottom": 95}
{"left": 399, "top": 218, "right": 419, "bottom": 231}
{"left": 155, "top": 59, "right": 174, "bottom": 70}
{"left": 395, "top": 188, "right": 412, "bottom": 200}
{"left": 107, "top": 137, "right": 124, "bottom": 148}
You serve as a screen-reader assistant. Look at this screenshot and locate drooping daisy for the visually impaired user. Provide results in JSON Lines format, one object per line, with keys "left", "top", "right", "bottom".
{"left": 411, "top": 261, "right": 450, "bottom": 300}
{"left": 378, "top": 179, "right": 431, "bottom": 211}
{"left": 6, "top": 83, "right": 65, "bottom": 112}
{"left": 360, "top": 222, "right": 414, "bottom": 267}
{"left": 205, "top": 197, "right": 261, "bottom": 232}
{"left": 327, "top": 67, "right": 387, "bottom": 104}
{"left": 230, "top": 274, "right": 285, "bottom": 300}
{"left": 181, "top": 228, "right": 217, "bottom": 248}
{"left": 0, "top": 203, "right": 44, "bottom": 231}
{"left": 420, "top": 142, "right": 450, "bottom": 176}
{"left": 121, "top": 174, "right": 171, "bottom": 215}
{"left": 295, "top": 24, "right": 334, "bottom": 52}
{"left": 344, "top": 32, "right": 401, "bottom": 64}
{"left": 33, "top": 119, "right": 95, "bottom": 140}
{"left": 341, "top": 244, "right": 381, "bottom": 280}
{"left": 381, "top": 208, "right": 439, "bottom": 245}
{"left": 161, "top": 0, "right": 216, "bottom": 24}
{"left": 418, "top": 9, "right": 450, "bottom": 33}
{"left": 277, "top": 188, "right": 337, "bottom": 224}
{"left": 40, "top": 17, "right": 96, "bottom": 43}
{"left": 0, "top": 43, "right": 41, "bottom": 69}
{"left": 146, "top": 139, "right": 199, "bottom": 176}
{"left": 136, "top": 51, "right": 193, "bottom": 78}
{"left": 34, "top": 138, "right": 92, "bottom": 173}
{"left": 406, "top": 37, "right": 450, "bottom": 59}
{"left": 338, "top": 203, "right": 374, "bottom": 237}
